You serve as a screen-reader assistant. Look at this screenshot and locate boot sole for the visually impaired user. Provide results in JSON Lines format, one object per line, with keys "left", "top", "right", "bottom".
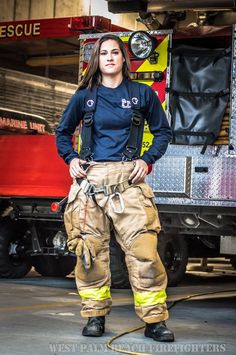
{"left": 82, "top": 332, "right": 104, "bottom": 337}
{"left": 145, "top": 329, "right": 175, "bottom": 342}
{"left": 82, "top": 328, "right": 105, "bottom": 337}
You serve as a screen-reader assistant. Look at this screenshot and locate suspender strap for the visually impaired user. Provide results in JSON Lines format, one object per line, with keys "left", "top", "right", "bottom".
{"left": 122, "top": 82, "right": 143, "bottom": 161}
{"left": 80, "top": 82, "right": 143, "bottom": 161}
{"left": 80, "top": 87, "right": 97, "bottom": 161}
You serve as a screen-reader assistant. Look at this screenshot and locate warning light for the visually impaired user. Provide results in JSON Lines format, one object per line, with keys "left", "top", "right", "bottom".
{"left": 50, "top": 202, "right": 61, "bottom": 212}
{"left": 50, "top": 196, "right": 68, "bottom": 212}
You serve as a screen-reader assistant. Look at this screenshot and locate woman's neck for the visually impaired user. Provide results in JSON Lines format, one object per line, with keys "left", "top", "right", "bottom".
{"left": 101, "top": 74, "right": 123, "bottom": 88}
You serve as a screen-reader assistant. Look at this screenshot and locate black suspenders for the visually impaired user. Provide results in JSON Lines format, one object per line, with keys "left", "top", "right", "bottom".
{"left": 79, "top": 82, "right": 143, "bottom": 162}
{"left": 79, "top": 87, "right": 97, "bottom": 161}
{"left": 123, "top": 82, "right": 142, "bottom": 161}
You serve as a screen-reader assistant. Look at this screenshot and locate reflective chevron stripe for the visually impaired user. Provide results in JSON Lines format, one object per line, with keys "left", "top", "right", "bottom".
{"left": 79, "top": 286, "right": 111, "bottom": 301}
{"left": 134, "top": 290, "right": 167, "bottom": 307}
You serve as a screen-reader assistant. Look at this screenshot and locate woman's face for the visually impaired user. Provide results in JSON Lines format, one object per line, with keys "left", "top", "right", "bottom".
{"left": 99, "top": 39, "right": 124, "bottom": 78}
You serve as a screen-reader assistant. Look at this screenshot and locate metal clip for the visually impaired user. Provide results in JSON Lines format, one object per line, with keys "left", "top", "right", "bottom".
{"left": 109, "top": 192, "right": 125, "bottom": 214}
{"left": 80, "top": 180, "right": 94, "bottom": 195}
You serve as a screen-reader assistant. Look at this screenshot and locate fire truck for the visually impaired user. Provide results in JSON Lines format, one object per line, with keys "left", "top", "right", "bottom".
{"left": 1, "top": 6, "right": 236, "bottom": 286}
{"left": 0, "top": 16, "right": 132, "bottom": 281}
{"left": 104, "top": 0, "right": 236, "bottom": 285}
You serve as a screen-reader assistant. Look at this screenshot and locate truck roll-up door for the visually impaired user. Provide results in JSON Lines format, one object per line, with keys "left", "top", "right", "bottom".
{"left": 0, "top": 68, "right": 77, "bottom": 130}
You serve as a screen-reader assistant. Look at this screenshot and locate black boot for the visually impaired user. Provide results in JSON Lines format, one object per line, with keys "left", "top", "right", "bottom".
{"left": 145, "top": 321, "right": 174, "bottom": 342}
{"left": 82, "top": 316, "right": 105, "bottom": 337}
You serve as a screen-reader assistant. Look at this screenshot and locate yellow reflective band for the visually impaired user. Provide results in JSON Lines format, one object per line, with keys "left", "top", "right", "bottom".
{"left": 134, "top": 290, "right": 167, "bottom": 307}
{"left": 79, "top": 286, "right": 111, "bottom": 301}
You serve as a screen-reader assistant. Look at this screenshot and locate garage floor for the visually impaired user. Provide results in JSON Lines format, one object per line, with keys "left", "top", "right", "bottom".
{"left": 0, "top": 262, "right": 235, "bottom": 355}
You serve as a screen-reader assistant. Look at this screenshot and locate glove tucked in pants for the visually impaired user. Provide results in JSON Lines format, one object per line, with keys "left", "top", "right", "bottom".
{"left": 64, "top": 161, "right": 168, "bottom": 324}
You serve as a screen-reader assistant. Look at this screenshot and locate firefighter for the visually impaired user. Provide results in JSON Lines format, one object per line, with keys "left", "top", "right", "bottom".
{"left": 56, "top": 34, "right": 174, "bottom": 342}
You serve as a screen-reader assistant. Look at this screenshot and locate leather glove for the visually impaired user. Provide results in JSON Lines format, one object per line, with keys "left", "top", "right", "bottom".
{"left": 67, "top": 234, "right": 95, "bottom": 270}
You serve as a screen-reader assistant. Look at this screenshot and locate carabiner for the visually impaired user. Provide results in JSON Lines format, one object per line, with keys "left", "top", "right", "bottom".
{"left": 109, "top": 192, "right": 125, "bottom": 214}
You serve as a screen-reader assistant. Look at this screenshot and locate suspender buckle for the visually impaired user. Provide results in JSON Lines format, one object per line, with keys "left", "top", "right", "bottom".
{"left": 132, "top": 110, "right": 142, "bottom": 126}
{"left": 83, "top": 114, "right": 93, "bottom": 127}
{"left": 122, "top": 146, "right": 138, "bottom": 161}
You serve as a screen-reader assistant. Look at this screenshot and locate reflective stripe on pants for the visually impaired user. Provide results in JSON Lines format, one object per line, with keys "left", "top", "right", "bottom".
{"left": 79, "top": 286, "right": 111, "bottom": 301}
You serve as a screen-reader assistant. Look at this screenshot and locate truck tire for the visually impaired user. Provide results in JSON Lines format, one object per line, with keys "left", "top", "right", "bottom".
{"left": 110, "top": 236, "right": 130, "bottom": 289}
{"left": 158, "top": 233, "right": 188, "bottom": 286}
{"left": 0, "top": 219, "right": 32, "bottom": 278}
{"left": 230, "top": 256, "right": 236, "bottom": 269}
{"left": 33, "top": 256, "right": 76, "bottom": 277}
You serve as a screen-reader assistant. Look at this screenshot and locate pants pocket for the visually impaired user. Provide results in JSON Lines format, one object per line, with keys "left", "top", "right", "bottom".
{"left": 135, "top": 183, "right": 161, "bottom": 233}
{"left": 64, "top": 182, "right": 82, "bottom": 240}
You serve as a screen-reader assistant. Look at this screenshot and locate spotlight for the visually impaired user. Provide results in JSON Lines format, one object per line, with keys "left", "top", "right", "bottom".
{"left": 128, "top": 31, "right": 158, "bottom": 59}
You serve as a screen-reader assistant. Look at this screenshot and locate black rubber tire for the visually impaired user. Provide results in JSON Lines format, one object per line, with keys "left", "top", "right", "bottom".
{"left": 33, "top": 256, "right": 76, "bottom": 277}
{"left": 230, "top": 256, "right": 236, "bottom": 269}
{"left": 110, "top": 236, "right": 130, "bottom": 289}
{"left": 158, "top": 233, "right": 188, "bottom": 286}
{"left": 0, "top": 219, "right": 32, "bottom": 278}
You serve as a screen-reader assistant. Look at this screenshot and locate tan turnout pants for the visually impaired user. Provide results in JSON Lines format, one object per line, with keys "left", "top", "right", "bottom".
{"left": 64, "top": 161, "right": 169, "bottom": 324}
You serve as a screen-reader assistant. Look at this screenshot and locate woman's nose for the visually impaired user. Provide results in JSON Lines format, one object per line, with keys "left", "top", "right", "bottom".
{"left": 107, "top": 53, "right": 113, "bottom": 61}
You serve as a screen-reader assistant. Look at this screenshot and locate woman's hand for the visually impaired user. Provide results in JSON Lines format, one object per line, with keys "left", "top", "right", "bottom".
{"left": 69, "top": 158, "right": 88, "bottom": 179}
{"left": 129, "top": 159, "right": 148, "bottom": 184}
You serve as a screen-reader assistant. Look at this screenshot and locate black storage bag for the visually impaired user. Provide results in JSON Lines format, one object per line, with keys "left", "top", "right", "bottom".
{"left": 170, "top": 45, "right": 231, "bottom": 152}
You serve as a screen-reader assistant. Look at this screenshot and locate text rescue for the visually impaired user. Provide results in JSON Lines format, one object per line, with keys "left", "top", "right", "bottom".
{"left": 0, "top": 22, "right": 40, "bottom": 39}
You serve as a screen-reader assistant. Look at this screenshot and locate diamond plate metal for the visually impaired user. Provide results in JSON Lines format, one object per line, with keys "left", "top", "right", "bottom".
{"left": 146, "top": 156, "right": 191, "bottom": 197}
{"left": 147, "top": 153, "right": 236, "bottom": 207}
{"left": 191, "top": 157, "right": 236, "bottom": 200}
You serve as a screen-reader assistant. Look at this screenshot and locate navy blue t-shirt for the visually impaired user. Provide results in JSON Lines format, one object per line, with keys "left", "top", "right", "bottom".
{"left": 56, "top": 79, "right": 172, "bottom": 165}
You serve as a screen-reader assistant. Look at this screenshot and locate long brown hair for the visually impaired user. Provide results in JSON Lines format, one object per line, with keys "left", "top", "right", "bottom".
{"left": 78, "top": 34, "right": 131, "bottom": 90}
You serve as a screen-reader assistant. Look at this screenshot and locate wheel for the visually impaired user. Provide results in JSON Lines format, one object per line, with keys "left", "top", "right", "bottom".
{"left": 0, "top": 219, "right": 32, "bottom": 278}
{"left": 110, "top": 236, "right": 130, "bottom": 289}
{"left": 230, "top": 256, "right": 236, "bottom": 269}
{"left": 33, "top": 256, "right": 76, "bottom": 277}
{"left": 158, "top": 233, "right": 188, "bottom": 286}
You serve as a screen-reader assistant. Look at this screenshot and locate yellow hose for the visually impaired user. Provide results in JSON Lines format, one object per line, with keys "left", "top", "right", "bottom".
{"left": 106, "top": 289, "right": 236, "bottom": 355}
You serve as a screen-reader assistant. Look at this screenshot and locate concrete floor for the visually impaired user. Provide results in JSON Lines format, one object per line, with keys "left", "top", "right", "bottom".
{"left": 0, "top": 263, "right": 235, "bottom": 355}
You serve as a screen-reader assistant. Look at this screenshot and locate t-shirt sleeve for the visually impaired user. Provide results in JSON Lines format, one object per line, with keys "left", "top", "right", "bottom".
{"left": 141, "top": 86, "right": 172, "bottom": 164}
{"left": 55, "top": 90, "right": 84, "bottom": 164}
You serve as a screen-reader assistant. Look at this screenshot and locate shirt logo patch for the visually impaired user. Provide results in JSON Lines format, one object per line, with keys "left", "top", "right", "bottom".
{"left": 121, "top": 99, "right": 131, "bottom": 108}
{"left": 121, "top": 98, "right": 139, "bottom": 108}
{"left": 87, "top": 99, "right": 94, "bottom": 107}
{"left": 132, "top": 97, "right": 138, "bottom": 105}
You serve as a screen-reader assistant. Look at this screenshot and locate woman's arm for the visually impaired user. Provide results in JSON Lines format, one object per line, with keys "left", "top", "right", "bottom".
{"left": 141, "top": 86, "right": 172, "bottom": 165}
{"left": 55, "top": 91, "right": 84, "bottom": 165}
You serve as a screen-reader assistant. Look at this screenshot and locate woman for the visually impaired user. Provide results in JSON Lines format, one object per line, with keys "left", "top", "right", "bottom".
{"left": 56, "top": 34, "right": 174, "bottom": 342}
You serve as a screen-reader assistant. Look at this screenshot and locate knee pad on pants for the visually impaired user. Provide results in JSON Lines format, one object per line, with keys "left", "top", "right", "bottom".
{"left": 128, "top": 232, "right": 167, "bottom": 290}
